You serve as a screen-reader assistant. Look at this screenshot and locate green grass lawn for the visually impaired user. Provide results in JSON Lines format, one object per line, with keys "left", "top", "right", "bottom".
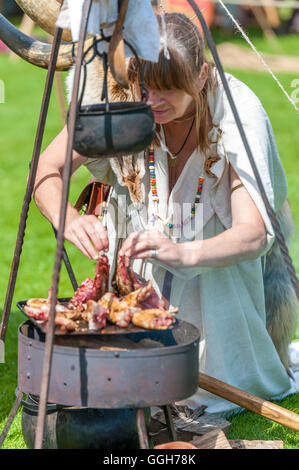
{"left": 0, "top": 28, "right": 299, "bottom": 449}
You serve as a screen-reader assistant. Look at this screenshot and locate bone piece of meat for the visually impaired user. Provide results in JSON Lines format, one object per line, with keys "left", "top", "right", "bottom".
{"left": 68, "top": 255, "right": 109, "bottom": 310}
{"left": 99, "top": 292, "right": 137, "bottom": 328}
{"left": 67, "top": 277, "right": 95, "bottom": 310}
{"left": 85, "top": 299, "right": 108, "bottom": 331}
{"left": 99, "top": 282, "right": 154, "bottom": 328}
{"left": 24, "top": 303, "right": 50, "bottom": 322}
{"left": 54, "top": 314, "right": 78, "bottom": 332}
{"left": 132, "top": 309, "right": 176, "bottom": 330}
{"left": 112, "top": 254, "right": 169, "bottom": 309}
{"left": 139, "top": 288, "right": 169, "bottom": 310}
{"left": 24, "top": 303, "right": 78, "bottom": 331}
{"left": 111, "top": 254, "right": 139, "bottom": 296}
{"left": 93, "top": 254, "right": 110, "bottom": 301}
{"left": 109, "top": 308, "right": 135, "bottom": 328}
{"left": 27, "top": 298, "right": 50, "bottom": 308}
{"left": 24, "top": 301, "right": 69, "bottom": 322}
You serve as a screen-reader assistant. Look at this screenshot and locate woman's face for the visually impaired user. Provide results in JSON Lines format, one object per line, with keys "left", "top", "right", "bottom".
{"left": 132, "top": 63, "right": 208, "bottom": 125}
{"left": 147, "top": 89, "right": 195, "bottom": 124}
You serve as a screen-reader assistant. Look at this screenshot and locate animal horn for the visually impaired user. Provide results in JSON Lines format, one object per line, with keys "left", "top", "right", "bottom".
{"left": 0, "top": 13, "right": 73, "bottom": 71}
{"left": 15, "top": 0, "right": 72, "bottom": 42}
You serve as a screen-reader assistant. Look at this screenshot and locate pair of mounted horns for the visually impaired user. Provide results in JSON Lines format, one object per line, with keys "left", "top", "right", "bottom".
{"left": 0, "top": 0, "right": 73, "bottom": 70}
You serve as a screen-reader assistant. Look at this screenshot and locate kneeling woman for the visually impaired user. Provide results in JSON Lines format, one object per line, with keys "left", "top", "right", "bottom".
{"left": 34, "top": 13, "right": 298, "bottom": 414}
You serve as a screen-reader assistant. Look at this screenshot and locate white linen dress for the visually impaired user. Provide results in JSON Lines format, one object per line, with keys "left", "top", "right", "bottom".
{"left": 83, "top": 72, "right": 295, "bottom": 415}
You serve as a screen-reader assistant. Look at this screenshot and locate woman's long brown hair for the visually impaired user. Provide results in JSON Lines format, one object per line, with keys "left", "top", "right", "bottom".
{"left": 128, "top": 13, "right": 217, "bottom": 155}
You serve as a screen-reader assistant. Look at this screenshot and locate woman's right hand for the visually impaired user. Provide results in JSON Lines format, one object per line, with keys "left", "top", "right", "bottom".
{"left": 64, "top": 212, "right": 109, "bottom": 260}
{"left": 33, "top": 126, "right": 110, "bottom": 260}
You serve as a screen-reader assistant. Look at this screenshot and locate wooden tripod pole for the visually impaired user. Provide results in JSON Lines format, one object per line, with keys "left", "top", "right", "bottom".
{"left": 199, "top": 372, "right": 299, "bottom": 432}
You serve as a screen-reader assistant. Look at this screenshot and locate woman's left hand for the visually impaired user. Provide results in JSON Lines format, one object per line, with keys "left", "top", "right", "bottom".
{"left": 119, "top": 230, "right": 192, "bottom": 269}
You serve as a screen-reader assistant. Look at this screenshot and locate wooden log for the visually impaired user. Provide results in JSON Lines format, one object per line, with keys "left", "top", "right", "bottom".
{"left": 199, "top": 372, "right": 299, "bottom": 432}
{"left": 152, "top": 407, "right": 231, "bottom": 436}
{"left": 229, "top": 439, "right": 284, "bottom": 449}
{"left": 172, "top": 413, "right": 231, "bottom": 436}
{"left": 190, "top": 429, "right": 232, "bottom": 449}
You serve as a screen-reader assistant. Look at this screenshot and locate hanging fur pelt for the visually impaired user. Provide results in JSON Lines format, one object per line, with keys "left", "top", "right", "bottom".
{"left": 66, "top": 58, "right": 298, "bottom": 369}
{"left": 263, "top": 199, "right": 298, "bottom": 369}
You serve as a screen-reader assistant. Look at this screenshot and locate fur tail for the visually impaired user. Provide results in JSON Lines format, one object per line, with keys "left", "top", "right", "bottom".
{"left": 264, "top": 199, "right": 298, "bottom": 369}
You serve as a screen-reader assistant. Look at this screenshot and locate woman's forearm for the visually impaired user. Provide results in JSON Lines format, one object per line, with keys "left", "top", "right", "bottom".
{"left": 33, "top": 125, "right": 85, "bottom": 229}
{"left": 185, "top": 223, "right": 267, "bottom": 268}
{"left": 33, "top": 126, "right": 109, "bottom": 259}
{"left": 33, "top": 166, "right": 78, "bottom": 229}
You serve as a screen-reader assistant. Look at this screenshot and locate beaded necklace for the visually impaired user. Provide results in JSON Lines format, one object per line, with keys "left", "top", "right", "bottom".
{"left": 148, "top": 146, "right": 205, "bottom": 229}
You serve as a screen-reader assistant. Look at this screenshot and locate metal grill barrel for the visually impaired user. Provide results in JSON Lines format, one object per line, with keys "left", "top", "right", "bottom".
{"left": 18, "top": 321, "right": 200, "bottom": 409}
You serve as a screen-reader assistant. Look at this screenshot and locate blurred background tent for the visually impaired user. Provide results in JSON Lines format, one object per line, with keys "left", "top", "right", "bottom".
{"left": 150, "top": 0, "right": 299, "bottom": 34}
{"left": 0, "top": 0, "right": 298, "bottom": 39}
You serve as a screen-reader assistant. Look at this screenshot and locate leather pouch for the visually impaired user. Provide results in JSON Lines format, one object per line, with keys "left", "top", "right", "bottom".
{"left": 74, "top": 180, "right": 111, "bottom": 218}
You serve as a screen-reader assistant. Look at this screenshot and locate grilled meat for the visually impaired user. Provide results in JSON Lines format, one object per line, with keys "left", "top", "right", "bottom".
{"left": 111, "top": 254, "right": 140, "bottom": 296}
{"left": 99, "top": 283, "right": 153, "bottom": 328}
{"left": 85, "top": 299, "right": 108, "bottom": 331}
{"left": 24, "top": 252, "right": 177, "bottom": 333}
{"left": 54, "top": 314, "right": 78, "bottom": 332}
{"left": 24, "top": 301, "right": 78, "bottom": 331}
{"left": 24, "top": 300, "right": 70, "bottom": 322}
{"left": 68, "top": 254, "right": 109, "bottom": 310}
{"left": 112, "top": 254, "right": 169, "bottom": 309}
{"left": 99, "top": 292, "right": 137, "bottom": 328}
{"left": 132, "top": 309, "right": 176, "bottom": 330}
{"left": 93, "top": 254, "right": 110, "bottom": 301}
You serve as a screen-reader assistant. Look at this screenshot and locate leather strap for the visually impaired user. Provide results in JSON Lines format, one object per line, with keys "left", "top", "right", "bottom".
{"left": 75, "top": 181, "right": 112, "bottom": 217}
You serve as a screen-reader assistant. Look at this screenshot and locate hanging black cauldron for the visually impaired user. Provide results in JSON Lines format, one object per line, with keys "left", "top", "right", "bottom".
{"left": 69, "top": 36, "right": 155, "bottom": 158}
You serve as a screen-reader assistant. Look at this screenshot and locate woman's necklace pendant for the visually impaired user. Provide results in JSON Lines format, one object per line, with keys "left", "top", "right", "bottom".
{"left": 168, "top": 155, "right": 179, "bottom": 167}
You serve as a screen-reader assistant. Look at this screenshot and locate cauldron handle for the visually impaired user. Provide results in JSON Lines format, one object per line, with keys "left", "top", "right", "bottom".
{"left": 75, "top": 34, "right": 149, "bottom": 115}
